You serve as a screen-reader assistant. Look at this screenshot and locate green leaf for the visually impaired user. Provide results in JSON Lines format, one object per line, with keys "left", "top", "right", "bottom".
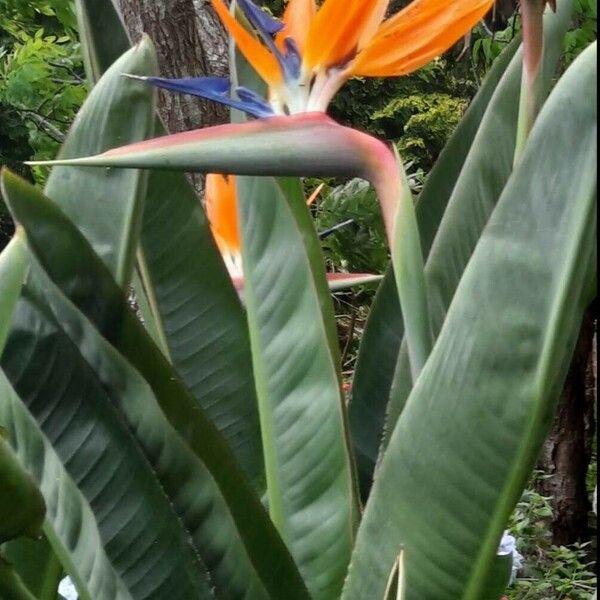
{"left": 2, "top": 538, "right": 63, "bottom": 600}
{"left": 71, "top": 0, "right": 265, "bottom": 485}
{"left": 0, "top": 556, "right": 38, "bottom": 600}
{"left": 136, "top": 170, "right": 264, "bottom": 486}
{"left": 0, "top": 239, "right": 60, "bottom": 600}
{"left": 349, "top": 270, "right": 403, "bottom": 498}
{"left": 74, "top": 0, "right": 130, "bottom": 84}
{"left": 1, "top": 253, "right": 124, "bottom": 600}
{"left": 0, "top": 435, "right": 45, "bottom": 544}
{"left": 237, "top": 175, "right": 357, "bottom": 600}
{"left": 390, "top": 154, "right": 431, "bottom": 380}
{"left": 3, "top": 277, "right": 216, "bottom": 599}
{"left": 26, "top": 113, "right": 401, "bottom": 248}
{"left": 383, "top": 0, "right": 576, "bottom": 450}
{"left": 481, "top": 554, "right": 513, "bottom": 600}
{"left": 349, "top": 33, "right": 522, "bottom": 494}
{"left": 0, "top": 237, "right": 28, "bottom": 353}
{"left": 343, "top": 41, "right": 597, "bottom": 600}
{"left": 277, "top": 177, "right": 343, "bottom": 378}
{"left": 227, "top": 1, "right": 348, "bottom": 367}
{"left": 43, "top": 38, "right": 157, "bottom": 286}
{"left": 1, "top": 170, "right": 310, "bottom": 600}
{"left": 228, "top": 7, "right": 350, "bottom": 478}
{"left": 0, "top": 366, "right": 134, "bottom": 600}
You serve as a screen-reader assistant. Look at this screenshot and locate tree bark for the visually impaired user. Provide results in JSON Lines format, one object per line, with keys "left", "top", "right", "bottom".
{"left": 537, "top": 308, "right": 597, "bottom": 545}
{"left": 193, "top": 0, "right": 230, "bottom": 78}
{"left": 118, "top": 0, "right": 229, "bottom": 133}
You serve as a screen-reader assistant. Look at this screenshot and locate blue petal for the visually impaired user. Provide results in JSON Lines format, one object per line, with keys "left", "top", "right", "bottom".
{"left": 235, "top": 86, "right": 276, "bottom": 116}
{"left": 282, "top": 38, "right": 302, "bottom": 80}
{"left": 237, "top": 0, "right": 284, "bottom": 35}
{"left": 146, "top": 76, "right": 230, "bottom": 97}
{"left": 143, "top": 76, "right": 275, "bottom": 119}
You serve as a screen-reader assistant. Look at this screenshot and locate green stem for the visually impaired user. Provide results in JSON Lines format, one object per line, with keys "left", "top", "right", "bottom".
{"left": 515, "top": 0, "right": 546, "bottom": 163}
{"left": 389, "top": 150, "right": 432, "bottom": 380}
{"left": 37, "top": 550, "right": 63, "bottom": 600}
{"left": 367, "top": 144, "right": 432, "bottom": 381}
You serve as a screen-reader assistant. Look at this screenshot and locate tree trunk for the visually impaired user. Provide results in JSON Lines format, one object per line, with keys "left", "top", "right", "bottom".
{"left": 193, "top": 0, "right": 230, "bottom": 78}
{"left": 119, "top": 0, "right": 229, "bottom": 132}
{"left": 537, "top": 308, "right": 597, "bottom": 545}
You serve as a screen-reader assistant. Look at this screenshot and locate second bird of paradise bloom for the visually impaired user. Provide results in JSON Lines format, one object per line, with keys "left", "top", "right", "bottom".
{"left": 127, "top": 0, "right": 495, "bottom": 118}
{"left": 206, "top": 173, "right": 322, "bottom": 281}
{"left": 205, "top": 174, "right": 381, "bottom": 292}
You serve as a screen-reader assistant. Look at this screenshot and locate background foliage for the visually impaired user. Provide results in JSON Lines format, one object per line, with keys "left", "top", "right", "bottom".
{"left": 0, "top": 0, "right": 85, "bottom": 247}
{"left": 0, "top": 0, "right": 84, "bottom": 182}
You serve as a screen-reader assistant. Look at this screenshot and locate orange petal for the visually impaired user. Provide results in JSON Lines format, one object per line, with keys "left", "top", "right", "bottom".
{"left": 205, "top": 173, "right": 241, "bottom": 255}
{"left": 306, "top": 182, "right": 324, "bottom": 206}
{"left": 358, "top": 0, "right": 391, "bottom": 50}
{"left": 211, "top": 0, "right": 283, "bottom": 88}
{"left": 278, "top": 0, "right": 316, "bottom": 52}
{"left": 304, "top": 0, "right": 388, "bottom": 71}
{"left": 351, "top": 0, "right": 494, "bottom": 77}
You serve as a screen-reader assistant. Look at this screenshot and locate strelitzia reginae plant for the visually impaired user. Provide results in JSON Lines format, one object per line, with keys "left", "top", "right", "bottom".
{"left": 0, "top": 0, "right": 595, "bottom": 598}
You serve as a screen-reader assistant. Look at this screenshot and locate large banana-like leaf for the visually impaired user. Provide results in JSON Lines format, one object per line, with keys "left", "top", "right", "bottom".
{"left": 276, "top": 176, "right": 344, "bottom": 374}
{"left": 389, "top": 155, "right": 431, "bottom": 380}
{"left": 382, "top": 0, "right": 573, "bottom": 448}
{"left": 0, "top": 243, "right": 61, "bottom": 600}
{"left": 44, "top": 38, "right": 156, "bottom": 286}
{"left": 3, "top": 276, "right": 219, "bottom": 599}
{"left": 0, "top": 552, "right": 38, "bottom": 600}
{"left": 382, "top": 0, "right": 575, "bottom": 448}
{"left": 1, "top": 171, "right": 310, "bottom": 600}
{"left": 349, "top": 33, "right": 522, "bottom": 495}
{"left": 74, "top": 0, "right": 264, "bottom": 484}
{"left": 349, "top": 271, "right": 403, "bottom": 498}
{"left": 0, "top": 367, "right": 134, "bottom": 600}
{"left": 228, "top": 8, "right": 344, "bottom": 367}
{"left": 343, "top": 41, "right": 597, "bottom": 600}
{"left": 236, "top": 175, "right": 357, "bottom": 600}
{"left": 136, "top": 169, "right": 264, "bottom": 485}
{"left": 0, "top": 240, "right": 133, "bottom": 600}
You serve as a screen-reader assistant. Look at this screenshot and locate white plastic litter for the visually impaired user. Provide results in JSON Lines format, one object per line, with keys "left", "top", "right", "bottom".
{"left": 497, "top": 530, "right": 524, "bottom": 585}
{"left": 58, "top": 576, "right": 78, "bottom": 600}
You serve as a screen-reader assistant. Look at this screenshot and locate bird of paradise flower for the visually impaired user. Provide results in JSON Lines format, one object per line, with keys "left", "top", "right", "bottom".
{"left": 31, "top": 0, "right": 497, "bottom": 372}
{"left": 205, "top": 173, "right": 321, "bottom": 279}
{"left": 127, "top": 0, "right": 495, "bottom": 118}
